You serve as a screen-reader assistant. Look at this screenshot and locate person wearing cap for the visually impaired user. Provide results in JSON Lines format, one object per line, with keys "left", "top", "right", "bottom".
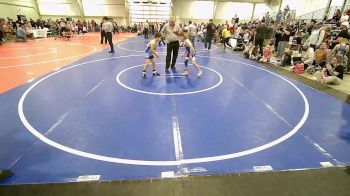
{"left": 336, "top": 22, "right": 350, "bottom": 40}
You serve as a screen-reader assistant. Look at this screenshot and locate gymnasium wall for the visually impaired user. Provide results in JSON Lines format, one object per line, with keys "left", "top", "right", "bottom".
{"left": 214, "top": 2, "right": 253, "bottom": 21}
{"left": 173, "top": 0, "right": 214, "bottom": 21}
{"left": 82, "top": 0, "right": 128, "bottom": 17}
{"left": 37, "top": 0, "right": 80, "bottom": 16}
{"left": 0, "top": 0, "right": 40, "bottom": 20}
{"left": 37, "top": 0, "right": 128, "bottom": 25}
{"left": 173, "top": 0, "right": 272, "bottom": 23}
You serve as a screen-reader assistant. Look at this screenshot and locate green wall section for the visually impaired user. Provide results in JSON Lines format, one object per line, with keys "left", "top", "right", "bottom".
{"left": 0, "top": 0, "right": 40, "bottom": 20}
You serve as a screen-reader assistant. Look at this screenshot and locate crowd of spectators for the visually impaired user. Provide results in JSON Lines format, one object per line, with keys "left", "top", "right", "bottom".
{"left": 0, "top": 17, "right": 133, "bottom": 44}
{"left": 138, "top": 6, "right": 349, "bottom": 86}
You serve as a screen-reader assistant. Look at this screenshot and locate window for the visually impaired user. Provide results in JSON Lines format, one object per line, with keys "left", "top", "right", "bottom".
{"left": 128, "top": 0, "right": 172, "bottom": 24}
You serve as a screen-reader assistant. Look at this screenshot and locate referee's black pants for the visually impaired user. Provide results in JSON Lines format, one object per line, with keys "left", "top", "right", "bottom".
{"left": 166, "top": 41, "right": 179, "bottom": 70}
{"left": 106, "top": 32, "right": 114, "bottom": 53}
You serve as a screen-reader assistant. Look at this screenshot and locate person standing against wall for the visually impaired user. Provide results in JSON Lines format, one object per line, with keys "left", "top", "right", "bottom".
{"left": 103, "top": 17, "right": 115, "bottom": 53}
{"left": 161, "top": 16, "right": 181, "bottom": 72}
{"left": 204, "top": 19, "right": 215, "bottom": 51}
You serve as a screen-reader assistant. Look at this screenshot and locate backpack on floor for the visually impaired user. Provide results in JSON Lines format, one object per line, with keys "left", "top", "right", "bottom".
{"left": 293, "top": 63, "right": 305, "bottom": 74}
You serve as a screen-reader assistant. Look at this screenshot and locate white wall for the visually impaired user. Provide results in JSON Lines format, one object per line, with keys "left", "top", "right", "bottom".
{"left": 215, "top": 2, "right": 253, "bottom": 21}
{"left": 254, "top": 3, "right": 272, "bottom": 20}
{"left": 0, "top": 0, "right": 40, "bottom": 20}
{"left": 82, "top": 0, "right": 128, "bottom": 17}
{"left": 330, "top": 0, "right": 345, "bottom": 6}
{"left": 173, "top": 0, "right": 214, "bottom": 20}
{"left": 37, "top": 0, "right": 80, "bottom": 16}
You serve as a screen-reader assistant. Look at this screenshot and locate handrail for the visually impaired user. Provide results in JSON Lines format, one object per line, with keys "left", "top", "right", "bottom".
{"left": 295, "top": 5, "right": 344, "bottom": 20}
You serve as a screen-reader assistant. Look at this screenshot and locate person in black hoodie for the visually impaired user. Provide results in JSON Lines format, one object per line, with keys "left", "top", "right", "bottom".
{"left": 204, "top": 19, "right": 215, "bottom": 51}
{"left": 255, "top": 20, "right": 268, "bottom": 56}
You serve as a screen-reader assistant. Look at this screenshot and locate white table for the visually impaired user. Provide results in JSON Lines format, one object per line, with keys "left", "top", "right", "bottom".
{"left": 29, "top": 29, "right": 48, "bottom": 38}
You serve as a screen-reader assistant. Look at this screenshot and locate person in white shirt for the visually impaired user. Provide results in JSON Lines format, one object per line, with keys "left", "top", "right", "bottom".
{"left": 302, "top": 45, "right": 315, "bottom": 70}
{"left": 304, "top": 23, "right": 325, "bottom": 49}
{"left": 59, "top": 19, "right": 66, "bottom": 36}
{"left": 188, "top": 21, "right": 197, "bottom": 48}
{"left": 340, "top": 12, "right": 349, "bottom": 23}
{"left": 161, "top": 16, "right": 181, "bottom": 71}
{"left": 102, "top": 17, "right": 115, "bottom": 53}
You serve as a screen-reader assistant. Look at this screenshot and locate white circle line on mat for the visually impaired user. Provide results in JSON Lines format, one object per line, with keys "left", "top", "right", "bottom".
{"left": 116, "top": 63, "right": 223, "bottom": 96}
{"left": 18, "top": 54, "right": 309, "bottom": 166}
{"left": 0, "top": 47, "right": 57, "bottom": 59}
{"left": 0, "top": 43, "right": 97, "bottom": 69}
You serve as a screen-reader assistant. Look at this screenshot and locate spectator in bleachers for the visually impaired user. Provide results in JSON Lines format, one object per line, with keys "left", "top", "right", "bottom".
{"left": 35, "top": 19, "right": 43, "bottom": 29}
{"left": 2, "top": 22, "right": 12, "bottom": 38}
{"left": 0, "top": 21, "right": 3, "bottom": 45}
{"left": 276, "top": 25, "right": 291, "bottom": 59}
{"left": 330, "top": 37, "right": 349, "bottom": 65}
{"left": 16, "top": 24, "right": 27, "bottom": 42}
{"left": 333, "top": 9, "right": 342, "bottom": 23}
{"left": 284, "top": 5, "right": 290, "bottom": 19}
{"left": 29, "top": 18, "right": 35, "bottom": 28}
{"left": 301, "top": 28, "right": 310, "bottom": 45}
{"left": 340, "top": 12, "right": 349, "bottom": 23}
{"left": 243, "top": 29, "right": 251, "bottom": 43}
{"left": 330, "top": 22, "right": 350, "bottom": 48}
{"left": 302, "top": 44, "right": 315, "bottom": 69}
{"left": 7, "top": 18, "right": 17, "bottom": 30}
{"left": 315, "top": 57, "right": 344, "bottom": 84}
{"left": 276, "top": 11, "right": 283, "bottom": 26}
{"left": 304, "top": 22, "right": 326, "bottom": 49}
{"left": 315, "top": 42, "right": 330, "bottom": 66}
